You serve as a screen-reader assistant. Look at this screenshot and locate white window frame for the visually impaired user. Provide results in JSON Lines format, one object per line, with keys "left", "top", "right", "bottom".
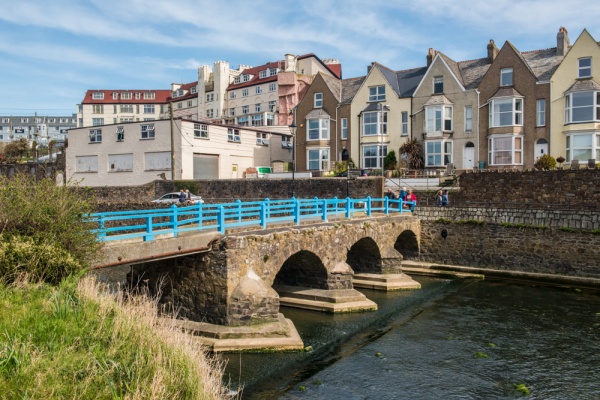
{"left": 434, "top": 76, "right": 443, "bottom": 94}
{"left": 362, "top": 111, "right": 387, "bottom": 136}
{"left": 230, "top": 108, "right": 235, "bottom": 117}
{"left": 141, "top": 124, "right": 155, "bottom": 139}
{"left": 566, "top": 133, "right": 600, "bottom": 163}
{"left": 500, "top": 68, "right": 513, "bottom": 86}
{"left": 368, "top": 86, "right": 386, "bottom": 102}
{"left": 269, "top": 100, "right": 277, "bottom": 112}
{"left": 89, "top": 128, "right": 102, "bottom": 143}
{"left": 242, "top": 105, "right": 249, "bottom": 114}
{"left": 489, "top": 98, "right": 523, "bottom": 127}
{"left": 362, "top": 144, "right": 387, "bottom": 169}
{"left": 465, "top": 106, "right": 473, "bottom": 132}
{"left": 425, "top": 105, "right": 453, "bottom": 134}
{"left": 255, "top": 86, "right": 262, "bottom": 94}
{"left": 143, "top": 104, "right": 155, "bottom": 114}
{"left": 228, "top": 128, "right": 241, "bottom": 142}
{"left": 255, "top": 103, "right": 262, "bottom": 113}
{"left": 425, "top": 140, "right": 453, "bottom": 167}
{"left": 120, "top": 104, "right": 133, "bottom": 113}
{"left": 269, "top": 83, "right": 277, "bottom": 92}
{"left": 307, "top": 118, "right": 329, "bottom": 140}
{"left": 341, "top": 118, "right": 348, "bottom": 140}
{"left": 230, "top": 92, "right": 236, "bottom": 99}
{"left": 579, "top": 57, "right": 592, "bottom": 78}
{"left": 237, "top": 116, "right": 249, "bottom": 126}
{"left": 259, "top": 70, "right": 267, "bottom": 78}
{"left": 536, "top": 99, "right": 546, "bottom": 127}
{"left": 488, "top": 135, "right": 523, "bottom": 166}
{"left": 242, "top": 88, "right": 249, "bottom": 97}
{"left": 92, "top": 118, "right": 104, "bottom": 126}
{"left": 92, "top": 92, "right": 104, "bottom": 100}
{"left": 307, "top": 147, "right": 330, "bottom": 171}
{"left": 252, "top": 115, "right": 263, "bottom": 126}
{"left": 564, "top": 91, "right": 600, "bottom": 123}
{"left": 256, "top": 132, "right": 268, "bottom": 146}
{"left": 314, "top": 92, "right": 323, "bottom": 108}
{"left": 121, "top": 92, "right": 132, "bottom": 100}
{"left": 401, "top": 111, "right": 408, "bottom": 136}
{"left": 194, "top": 123, "right": 208, "bottom": 138}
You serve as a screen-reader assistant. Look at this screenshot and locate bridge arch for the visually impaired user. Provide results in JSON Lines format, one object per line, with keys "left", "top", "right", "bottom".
{"left": 347, "top": 237, "right": 383, "bottom": 274}
{"left": 394, "top": 230, "right": 419, "bottom": 259}
{"left": 274, "top": 250, "right": 328, "bottom": 289}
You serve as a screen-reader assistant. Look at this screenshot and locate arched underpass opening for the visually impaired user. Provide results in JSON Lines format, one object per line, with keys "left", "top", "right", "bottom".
{"left": 347, "top": 237, "right": 382, "bottom": 274}
{"left": 273, "top": 250, "right": 328, "bottom": 289}
{"left": 394, "top": 230, "right": 419, "bottom": 259}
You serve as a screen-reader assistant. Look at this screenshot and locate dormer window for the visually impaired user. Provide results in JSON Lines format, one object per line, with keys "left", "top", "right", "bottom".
{"left": 579, "top": 58, "right": 592, "bottom": 78}
{"left": 190, "top": 87, "right": 197, "bottom": 94}
{"left": 242, "top": 74, "right": 250, "bottom": 82}
{"left": 259, "top": 70, "right": 267, "bottom": 78}
{"left": 269, "top": 68, "right": 277, "bottom": 76}
{"left": 501, "top": 68, "right": 513, "bottom": 86}
{"left": 314, "top": 92, "right": 323, "bottom": 108}
{"left": 92, "top": 92, "right": 104, "bottom": 100}
{"left": 144, "top": 92, "right": 156, "bottom": 100}
{"left": 121, "top": 92, "right": 132, "bottom": 100}
{"left": 234, "top": 76, "right": 241, "bottom": 84}
{"left": 434, "top": 76, "right": 443, "bottom": 94}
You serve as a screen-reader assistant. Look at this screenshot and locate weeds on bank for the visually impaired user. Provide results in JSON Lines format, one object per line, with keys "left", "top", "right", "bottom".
{"left": 0, "top": 276, "right": 230, "bottom": 400}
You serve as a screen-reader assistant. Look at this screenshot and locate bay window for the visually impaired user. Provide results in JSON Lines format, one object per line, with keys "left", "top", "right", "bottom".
{"left": 488, "top": 135, "right": 523, "bottom": 165}
{"left": 362, "top": 111, "right": 387, "bottom": 136}
{"left": 425, "top": 105, "right": 452, "bottom": 134}
{"left": 362, "top": 144, "right": 387, "bottom": 169}
{"left": 425, "top": 140, "right": 452, "bottom": 166}
{"left": 489, "top": 98, "right": 523, "bottom": 127}
{"left": 564, "top": 91, "right": 600, "bottom": 123}
{"left": 566, "top": 133, "right": 600, "bottom": 162}
{"left": 307, "top": 118, "right": 329, "bottom": 140}
{"left": 307, "top": 148, "right": 330, "bottom": 171}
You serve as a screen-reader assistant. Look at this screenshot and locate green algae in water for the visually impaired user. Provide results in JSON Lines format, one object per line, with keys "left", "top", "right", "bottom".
{"left": 488, "top": 342, "right": 496, "bottom": 347}
{"left": 297, "top": 386, "right": 306, "bottom": 392}
{"left": 473, "top": 352, "right": 489, "bottom": 358}
{"left": 375, "top": 352, "right": 382, "bottom": 357}
{"left": 514, "top": 383, "right": 530, "bottom": 396}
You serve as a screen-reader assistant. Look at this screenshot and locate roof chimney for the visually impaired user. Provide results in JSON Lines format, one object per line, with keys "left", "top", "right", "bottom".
{"left": 557, "top": 27, "right": 570, "bottom": 56}
{"left": 367, "top": 62, "right": 375, "bottom": 74}
{"left": 426, "top": 48, "right": 436, "bottom": 66}
{"left": 285, "top": 54, "right": 296, "bottom": 72}
{"left": 487, "top": 40, "right": 499, "bottom": 63}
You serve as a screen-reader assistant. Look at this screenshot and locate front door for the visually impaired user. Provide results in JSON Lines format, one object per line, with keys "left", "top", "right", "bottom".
{"left": 535, "top": 139, "right": 548, "bottom": 160}
{"left": 231, "top": 164, "right": 238, "bottom": 179}
{"left": 463, "top": 144, "right": 475, "bottom": 169}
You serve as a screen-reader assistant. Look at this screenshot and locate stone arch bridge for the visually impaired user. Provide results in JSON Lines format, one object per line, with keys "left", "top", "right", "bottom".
{"left": 96, "top": 215, "right": 421, "bottom": 351}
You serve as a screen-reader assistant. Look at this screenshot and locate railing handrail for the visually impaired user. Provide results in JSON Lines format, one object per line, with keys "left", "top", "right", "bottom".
{"left": 88, "top": 196, "right": 415, "bottom": 242}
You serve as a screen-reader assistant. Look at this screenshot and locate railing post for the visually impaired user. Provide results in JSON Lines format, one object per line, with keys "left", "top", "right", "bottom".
{"left": 314, "top": 196, "right": 319, "bottom": 216}
{"left": 196, "top": 201, "right": 203, "bottom": 231}
{"left": 144, "top": 215, "right": 154, "bottom": 241}
{"left": 384, "top": 196, "right": 390, "bottom": 215}
{"left": 218, "top": 205, "right": 225, "bottom": 234}
{"left": 260, "top": 199, "right": 268, "bottom": 229}
{"left": 293, "top": 197, "right": 300, "bottom": 225}
{"left": 170, "top": 204, "right": 178, "bottom": 237}
{"left": 236, "top": 199, "right": 242, "bottom": 223}
{"left": 400, "top": 198, "right": 405, "bottom": 213}
{"left": 98, "top": 215, "right": 106, "bottom": 240}
{"left": 366, "top": 196, "right": 372, "bottom": 216}
{"left": 345, "top": 197, "right": 351, "bottom": 219}
{"left": 321, "top": 199, "right": 328, "bottom": 222}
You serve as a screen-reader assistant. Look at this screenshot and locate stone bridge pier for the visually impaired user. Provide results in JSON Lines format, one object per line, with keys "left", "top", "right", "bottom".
{"left": 127, "top": 215, "right": 421, "bottom": 351}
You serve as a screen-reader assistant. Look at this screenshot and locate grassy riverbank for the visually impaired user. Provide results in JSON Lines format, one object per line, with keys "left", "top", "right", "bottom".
{"left": 0, "top": 276, "right": 230, "bottom": 399}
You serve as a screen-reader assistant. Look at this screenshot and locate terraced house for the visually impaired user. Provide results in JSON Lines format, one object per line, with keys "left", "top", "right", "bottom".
{"left": 550, "top": 28, "right": 600, "bottom": 166}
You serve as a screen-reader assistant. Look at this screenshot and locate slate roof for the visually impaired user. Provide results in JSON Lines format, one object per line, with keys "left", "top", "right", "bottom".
{"left": 306, "top": 109, "right": 331, "bottom": 119}
{"left": 424, "top": 94, "right": 454, "bottom": 106}
{"left": 340, "top": 76, "right": 366, "bottom": 104}
{"left": 435, "top": 52, "right": 490, "bottom": 90}
{"left": 564, "top": 78, "right": 600, "bottom": 94}
{"left": 321, "top": 73, "right": 342, "bottom": 101}
{"left": 521, "top": 47, "right": 564, "bottom": 81}
{"left": 396, "top": 66, "right": 428, "bottom": 96}
{"left": 489, "top": 87, "right": 525, "bottom": 99}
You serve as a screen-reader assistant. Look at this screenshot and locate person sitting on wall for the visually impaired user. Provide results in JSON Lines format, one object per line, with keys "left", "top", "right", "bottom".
{"left": 435, "top": 190, "right": 443, "bottom": 207}
{"left": 385, "top": 187, "right": 397, "bottom": 200}
{"left": 408, "top": 189, "right": 417, "bottom": 211}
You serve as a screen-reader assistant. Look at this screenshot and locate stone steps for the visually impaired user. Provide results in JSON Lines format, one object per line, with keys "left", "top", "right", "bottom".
{"left": 274, "top": 285, "right": 377, "bottom": 313}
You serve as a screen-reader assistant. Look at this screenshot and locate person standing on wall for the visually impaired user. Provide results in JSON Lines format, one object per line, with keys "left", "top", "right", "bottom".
{"left": 442, "top": 190, "right": 449, "bottom": 206}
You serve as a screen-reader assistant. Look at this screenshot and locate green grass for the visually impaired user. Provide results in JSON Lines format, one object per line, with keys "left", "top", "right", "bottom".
{"left": 0, "top": 277, "right": 229, "bottom": 399}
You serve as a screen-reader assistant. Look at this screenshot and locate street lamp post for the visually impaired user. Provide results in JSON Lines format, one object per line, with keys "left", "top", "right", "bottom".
{"left": 288, "top": 122, "right": 297, "bottom": 198}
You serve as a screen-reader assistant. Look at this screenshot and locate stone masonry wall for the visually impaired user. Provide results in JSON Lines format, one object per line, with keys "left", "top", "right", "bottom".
{"left": 453, "top": 169, "right": 600, "bottom": 209}
{"left": 418, "top": 220, "right": 600, "bottom": 279}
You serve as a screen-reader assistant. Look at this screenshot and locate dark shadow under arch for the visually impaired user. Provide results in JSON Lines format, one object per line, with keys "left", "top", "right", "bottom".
{"left": 394, "top": 230, "right": 419, "bottom": 259}
{"left": 347, "top": 237, "right": 382, "bottom": 274}
{"left": 274, "top": 250, "right": 328, "bottom": 289}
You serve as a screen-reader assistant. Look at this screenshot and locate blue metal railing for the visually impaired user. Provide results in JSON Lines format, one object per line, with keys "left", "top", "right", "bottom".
{"left": 88, "top": 196, "right": 415, "bottom": 242}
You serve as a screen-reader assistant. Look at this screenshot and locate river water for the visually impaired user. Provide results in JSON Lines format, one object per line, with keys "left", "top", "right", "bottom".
{"left": 222, "top": 277, "right": 600, "bottom": 399}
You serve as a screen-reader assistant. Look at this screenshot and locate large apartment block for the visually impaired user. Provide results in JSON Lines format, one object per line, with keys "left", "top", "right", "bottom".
{"left": 0, "top": 114, "right": 76, "bottom": 144}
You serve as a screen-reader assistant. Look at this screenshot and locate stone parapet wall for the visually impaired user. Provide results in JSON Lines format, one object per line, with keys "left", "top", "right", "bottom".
{"left": 453, "top": 169, "right": 600, "bottom": 209}
{"left": 418, "top": 220, "right": 600, "bottom": 279}
{"left": 414, "top": 206, "right": 600, "bottom": 230}
{"left": 88, "top": 177, "right": 383, "bottom": 205}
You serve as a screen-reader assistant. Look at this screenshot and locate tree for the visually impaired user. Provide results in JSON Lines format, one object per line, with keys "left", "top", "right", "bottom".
{"left": 399, "top": 138, "right": 424, "bottom": 170}
{"left": 3, "top": 138, "right": 29, "bottom": 162}
{"left": 384, "top": 150, "right": 398, "bottom": 171}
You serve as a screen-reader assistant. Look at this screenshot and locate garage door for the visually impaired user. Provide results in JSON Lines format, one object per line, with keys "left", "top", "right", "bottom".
{"left": 193, "top": 154, "right": 219, "bottom": 179}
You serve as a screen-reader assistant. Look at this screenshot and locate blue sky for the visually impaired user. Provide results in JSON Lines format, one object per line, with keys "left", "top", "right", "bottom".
{"left": 0, "top": 0, "right": 599, "bottom": 116}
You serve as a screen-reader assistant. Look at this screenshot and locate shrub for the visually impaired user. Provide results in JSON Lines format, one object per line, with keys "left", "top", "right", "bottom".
{"left": 399, "top": 138, "right": 424, "bottom": 170}
{"left": 384, "top": 150, "right": 398, "bottom": 171}
{"left": 0, "top": 174, "right": 100, "bottom": 283}
{"left": 534, "top": 154, "right": 556, "bottom": 170}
